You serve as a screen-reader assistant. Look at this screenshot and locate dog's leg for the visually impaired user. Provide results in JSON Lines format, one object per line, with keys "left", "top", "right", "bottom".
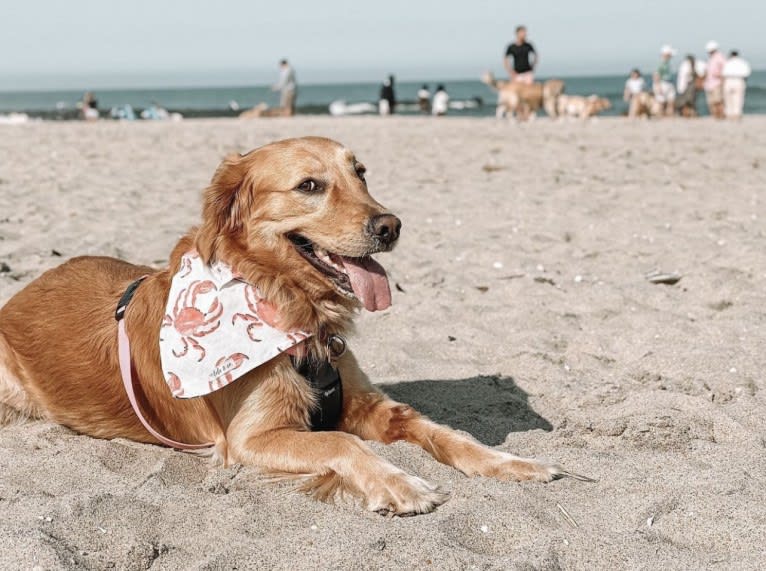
{"left": 0, "top": 332, "right": 44, "bottom": 425}
{"left": 231, "top": 427, "right": 447, "bottom": 515}
{"left": 517, "top": 102, "right": 531, "bottom": 122}
{"left": 222, "top": 362, "right": 447, "bottom": 515}
{"left": 337, "top": 352, "right": 568, "bottom": 483}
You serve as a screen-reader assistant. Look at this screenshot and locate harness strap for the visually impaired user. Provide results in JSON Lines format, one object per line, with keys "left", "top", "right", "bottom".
{"left": 116, "top": 277, "right": 212, "bottom": 450}
{"left": 115, "top": 276, "right": 345, "bottom": 447}
{"left": 291, "top": 357, "right": 344, "bottom": 431}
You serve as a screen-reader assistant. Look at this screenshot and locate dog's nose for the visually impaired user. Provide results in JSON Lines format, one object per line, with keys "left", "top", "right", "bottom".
{"left": 368, "top": 214, "right": 402, "bottom": 245}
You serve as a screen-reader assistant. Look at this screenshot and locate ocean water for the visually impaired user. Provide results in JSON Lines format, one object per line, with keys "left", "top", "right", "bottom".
{"left": 1, "top": 72, "right": 765, "bottom": 118}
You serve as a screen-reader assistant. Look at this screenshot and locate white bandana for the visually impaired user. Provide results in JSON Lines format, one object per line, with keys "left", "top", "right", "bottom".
{"left": 159, "top": 251, "right": 311, "bottom": 399}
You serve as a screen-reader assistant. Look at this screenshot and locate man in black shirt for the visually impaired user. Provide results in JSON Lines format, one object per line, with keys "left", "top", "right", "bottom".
{"left": 504, "top": 25, "right": 538, "bottom": 84}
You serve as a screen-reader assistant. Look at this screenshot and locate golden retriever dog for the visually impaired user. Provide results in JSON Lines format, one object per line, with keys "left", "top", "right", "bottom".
{"left": 556, "top": 94, "right": 612, "bottom": 119}
{"left": 628, "top": 92, "right": 663, "bottom": 118}
{"left": 0, "top": 137, "right": 585, "bottom": 516}
{"left": 482, "top": 71, "right": 565, "bottom": 120}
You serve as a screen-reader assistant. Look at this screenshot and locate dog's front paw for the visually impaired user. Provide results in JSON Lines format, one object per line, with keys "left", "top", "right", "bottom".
{"left": 366, "top": 470, "right": 448, "bottom": 516}
{"left": 481, "top": 453, "right": 565, "bottom": 483}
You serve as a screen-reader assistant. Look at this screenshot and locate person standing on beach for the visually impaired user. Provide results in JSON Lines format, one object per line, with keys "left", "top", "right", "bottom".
{"left": 676, "top": 55, "right": 705, "bottom": 99}
{"left": 272, "top": 59, "right": 297, "bottom": 116}
{"left": 504, "top": 25, "right": 537, "bottom": 84}
{"left": 80, "top": 91, "right": 99, "bottom": 121}
{"left": 675, "top": 55, "right": 703, "bottom": 116}
{"left": 704, "top": 41, "right": 726, "bottom": 119}
{"left": 722, "top": 50, "right": 752, "bottom": 120}
{"left": 417, "top": 84, "right": 431, "bottom": 113}
{"left": 379, "top": 75, "right": 396, "bottom": 115}
{"left": 655, "top": 45, "right": 677, "bottom": 116}
{"left": 623, "top": 69, "right": 645, "bottom": 117}
{"left": 432, "top": 85, "right": 449, "bottom": 116}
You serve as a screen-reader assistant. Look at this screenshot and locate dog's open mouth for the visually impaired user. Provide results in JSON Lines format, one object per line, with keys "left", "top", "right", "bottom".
{"left": 288, "top": 234, "right": 392, "bottom": 312}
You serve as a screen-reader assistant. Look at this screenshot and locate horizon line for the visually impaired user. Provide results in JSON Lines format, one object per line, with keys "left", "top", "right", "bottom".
{"left": 4, "top": 68, "right": 764, "bottom": 94}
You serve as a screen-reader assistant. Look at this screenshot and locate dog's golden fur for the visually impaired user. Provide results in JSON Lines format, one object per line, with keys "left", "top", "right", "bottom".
{"left": 628, "top": 92, "right": 663, "bottom": 118}
{"left": 556, "top": 94, "right": 612, "bottom": 119}
{"left": 482, "top": 71, "right": 565, "bottom": 120}
{"left": 0, "top": 137, "right": 574, "bottom": 515}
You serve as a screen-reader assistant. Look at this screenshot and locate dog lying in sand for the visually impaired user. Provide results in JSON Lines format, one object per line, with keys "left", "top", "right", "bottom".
{"left": 556, "top": 94, "right": 611, "bottom": 119}
{"left": 0, "top": 137, "right": 588, "bottom": 515}
{"left": 482, "top": 71, "right": 565, "bottom": 120}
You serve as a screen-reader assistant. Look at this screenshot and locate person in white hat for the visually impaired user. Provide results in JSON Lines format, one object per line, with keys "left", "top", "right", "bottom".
{"left": 722, "top": 50, "right": 752, "bottom": 119}
{"left": 654, "top": 45, "right": 677, "bottom": 116}
{"left": 704, "top": 41, "right": 726, "bottom": 118}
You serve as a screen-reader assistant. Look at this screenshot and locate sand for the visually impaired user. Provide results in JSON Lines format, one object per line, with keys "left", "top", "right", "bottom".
{"left": 1, "top": 116, "right": 765, "bottom": 570}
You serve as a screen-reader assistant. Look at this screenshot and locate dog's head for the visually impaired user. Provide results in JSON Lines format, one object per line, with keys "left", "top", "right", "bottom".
{"left": 587, "top": 96, "right": 611, "bottom": 113}
{"left": 481, "top": 71, "right": 496, "bottom": 87}
{"left": 193, "top": 137, "right": 400, "bottom": 331}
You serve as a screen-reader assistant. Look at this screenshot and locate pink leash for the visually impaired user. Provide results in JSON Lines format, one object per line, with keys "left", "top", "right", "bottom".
{"left": 116, "top": 277, "right": 212, "bottom": 450}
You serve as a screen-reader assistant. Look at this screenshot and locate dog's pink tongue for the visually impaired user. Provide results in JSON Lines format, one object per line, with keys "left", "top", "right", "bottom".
{"left": 337, "top": 255, "right": 391, "bottom": 311}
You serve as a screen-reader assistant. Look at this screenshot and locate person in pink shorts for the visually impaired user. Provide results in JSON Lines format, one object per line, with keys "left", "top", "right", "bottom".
{"left": 704, "top": 41, "right": 727, "bottom": 119}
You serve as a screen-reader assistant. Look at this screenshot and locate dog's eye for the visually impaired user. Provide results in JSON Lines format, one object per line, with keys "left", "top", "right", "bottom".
{"left": 297, "top": 179, "right": 321, "bottom": 193}
{"left": 355, "top": 165, "right": 366, "bottom": 181}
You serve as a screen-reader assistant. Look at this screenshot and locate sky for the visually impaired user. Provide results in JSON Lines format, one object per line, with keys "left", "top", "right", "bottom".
{"left": 2, "top": 0, "right": 764, "bottom": 90}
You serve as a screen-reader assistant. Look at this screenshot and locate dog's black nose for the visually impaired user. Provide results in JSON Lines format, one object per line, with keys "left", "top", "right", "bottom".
{"left": 368, "top": 214, "right": 402, "bottom": 245}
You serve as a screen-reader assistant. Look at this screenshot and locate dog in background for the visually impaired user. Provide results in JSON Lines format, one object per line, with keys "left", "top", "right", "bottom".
{"left": 628, "top": 92, "right": 664, "bottom": 118}
{"left": 0, "top": 137, "right": 587, "bottom": 516}
{"left": 556, "top": 94, "right": 612, "bottom": 119}
{"left": 482, "top": 71, "right": 565, "bottom": 120}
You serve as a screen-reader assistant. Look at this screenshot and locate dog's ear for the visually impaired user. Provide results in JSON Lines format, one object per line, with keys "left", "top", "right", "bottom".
{"left": 196, "top": 152, "right": 254, "bottom": 261}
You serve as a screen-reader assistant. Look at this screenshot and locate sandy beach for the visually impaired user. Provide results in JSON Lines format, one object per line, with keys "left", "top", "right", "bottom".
{"left": 1, "top": 116, "right": 765, "bottom": 570}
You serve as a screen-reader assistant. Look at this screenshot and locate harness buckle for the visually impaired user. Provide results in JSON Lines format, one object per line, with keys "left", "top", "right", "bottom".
{"left": 327, "top": 334, "right": 347, "bottom": 361}
{"left": 115, "top": 276, "right": 147, "bottom": 321}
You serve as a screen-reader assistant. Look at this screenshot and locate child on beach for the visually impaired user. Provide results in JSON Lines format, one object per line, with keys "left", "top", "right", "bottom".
{"left": 624, "top": 69, "right": 646, "bottom": 118}
{"left": 623, "top": 70, "right": 645, "bottom": 99}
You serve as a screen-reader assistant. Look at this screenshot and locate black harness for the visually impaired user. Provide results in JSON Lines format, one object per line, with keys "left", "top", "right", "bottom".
{"left": 117, "top": 277, "right": 343, "bottom": 432}
{"left": 291, "top": 357, "right": 343, "bottom": 431}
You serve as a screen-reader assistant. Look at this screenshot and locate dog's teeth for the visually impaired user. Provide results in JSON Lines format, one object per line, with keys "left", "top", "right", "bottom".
{"left": 310, "top": 244, "right": 350, "bottom": 275}
{"left": 314, "top": 246, "right": 331, "bottom": 262}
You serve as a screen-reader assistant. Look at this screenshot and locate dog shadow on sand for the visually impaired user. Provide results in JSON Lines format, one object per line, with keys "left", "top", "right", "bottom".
{"left": 382, "top": 375, "right": 552, "bottom": 446}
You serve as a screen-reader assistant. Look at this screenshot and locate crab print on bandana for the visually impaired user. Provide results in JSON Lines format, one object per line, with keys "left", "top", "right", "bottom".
{"left": 159, "top": 251, "right": 311, "bottom": 399}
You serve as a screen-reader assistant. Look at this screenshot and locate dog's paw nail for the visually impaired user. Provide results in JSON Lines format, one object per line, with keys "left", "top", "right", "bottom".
{"left": 557, "top": 469, "right": 597, "bottom": 483}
